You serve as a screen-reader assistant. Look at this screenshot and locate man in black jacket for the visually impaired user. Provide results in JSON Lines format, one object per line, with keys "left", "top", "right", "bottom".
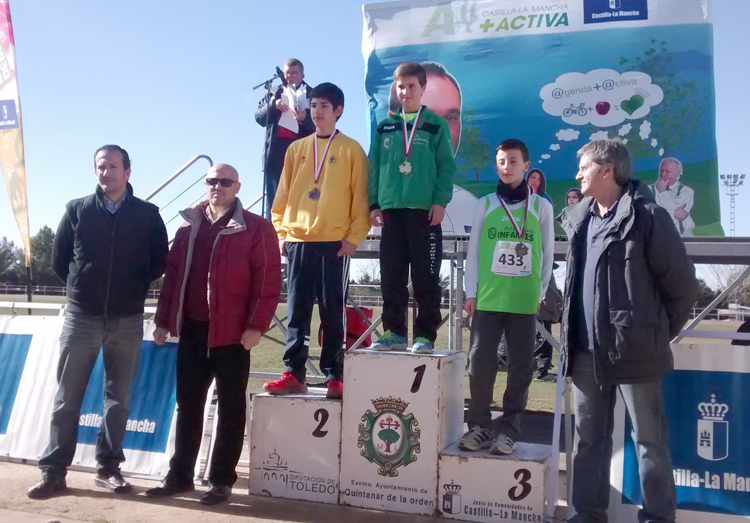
{"left": 27, "top": 145, "right": 168, "bottom": 499}
{"left": 254, "top": 58, "right": 314, "bottom": 220}
{"left": 558, "top": 139, "right": 697, "bottom": 523}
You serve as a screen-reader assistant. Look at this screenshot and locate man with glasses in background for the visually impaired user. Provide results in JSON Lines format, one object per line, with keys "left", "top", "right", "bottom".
{"left": 255, "top": 58, "right": 315, "bottom": 220}
{"left": 146, "top": 163, "right": 281, "bottom": 505}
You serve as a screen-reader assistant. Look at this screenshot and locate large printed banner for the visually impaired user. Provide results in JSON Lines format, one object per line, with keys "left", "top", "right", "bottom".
{"left": 0, "top": 1, "right": 31, "bottom": 263}
{"left": 362, "top": 0, "right": 721, "bottom": 236}
{"left": 0, "top": 315, "right": 178, "bottom": 478}
{"left": 611, "top": 344, "right": 750, "bottom": 521}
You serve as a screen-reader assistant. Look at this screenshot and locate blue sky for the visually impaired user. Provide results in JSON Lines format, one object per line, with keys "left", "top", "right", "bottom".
{"left": 1, "top": 0, "right": 748, "bottom": 245}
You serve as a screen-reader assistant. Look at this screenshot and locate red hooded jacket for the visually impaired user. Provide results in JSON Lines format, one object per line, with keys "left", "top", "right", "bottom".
{"left": 155, "top": 199, "right": 281, "bottom": 348}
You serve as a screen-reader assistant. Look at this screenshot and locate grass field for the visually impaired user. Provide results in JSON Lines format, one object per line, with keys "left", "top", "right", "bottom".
{"left": 1, "top": 294, "right": 743, "bottom": 413}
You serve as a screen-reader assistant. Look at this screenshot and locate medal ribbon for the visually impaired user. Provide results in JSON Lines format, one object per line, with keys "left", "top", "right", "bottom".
{"left": 313, "top": 130, "right": 338, "bottom": 184}
{"left": 499, "top": 186, "right": 531, "bottom": 240}
{"left": 402, "top": 106, "right": 424, "bottom": 160}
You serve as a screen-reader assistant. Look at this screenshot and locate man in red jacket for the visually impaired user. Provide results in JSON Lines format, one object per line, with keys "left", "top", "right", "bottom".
{"left": 145, "top": 163, "right": 281, "bottom": 505}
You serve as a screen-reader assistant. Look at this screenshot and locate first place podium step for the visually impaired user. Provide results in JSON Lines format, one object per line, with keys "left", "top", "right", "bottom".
{"left": 339, "top": 348, "right": 465, "bottom": 516}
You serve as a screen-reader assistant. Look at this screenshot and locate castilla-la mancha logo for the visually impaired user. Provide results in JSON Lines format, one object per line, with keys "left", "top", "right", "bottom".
{"left": 697, "top": 393, "right": 729, "bottom": 461}
{"left": 442, "top": 480, "right": 462, "bottom": 514}
{"left": 357, "top": 396, "right": 420, "bottom": 477}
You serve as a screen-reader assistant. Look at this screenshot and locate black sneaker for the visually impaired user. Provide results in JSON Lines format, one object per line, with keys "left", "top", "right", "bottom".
{"left": 27, "top": 475, "right": 67, "bottom": 499}
{"left": 94, "top": 471, "right": 132, "bottom": 493}
{"left": 200, "top": 483, "right": 231, "bottom": 505}
{"left": 145, "top": 479, "right": 195, "bottom": 498}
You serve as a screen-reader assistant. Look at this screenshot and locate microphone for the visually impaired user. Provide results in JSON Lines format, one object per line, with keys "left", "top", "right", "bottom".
{"left": 276, "top": 66, "right": 287, "bottom": 86}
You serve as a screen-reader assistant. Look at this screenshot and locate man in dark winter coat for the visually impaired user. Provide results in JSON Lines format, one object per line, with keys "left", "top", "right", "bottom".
{"left": 254, "top": 58, "right": 314, "bottom": 220}
{"left": 557, "top": 139, "right": 697, "bottom": 523}
{"left": 28, "top": 145, "right": 168, "bottom": 499}
{"left": 146, "top": 163, "right": 281, "bottom": 506}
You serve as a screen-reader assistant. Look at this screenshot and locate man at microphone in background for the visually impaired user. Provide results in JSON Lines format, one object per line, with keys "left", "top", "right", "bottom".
{"left": 255, "top": 59, "right": 315, "bottom": 220}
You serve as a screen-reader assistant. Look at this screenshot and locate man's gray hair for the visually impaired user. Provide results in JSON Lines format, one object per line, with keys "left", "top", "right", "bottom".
{"left": 285, "top": 58, "right": 304, "bottom": 73}
{"left": 659, "top": 157, "right": 683, "bottom": 178}
{"left": 577, "top": 138, "right": 632, "bottom": 187}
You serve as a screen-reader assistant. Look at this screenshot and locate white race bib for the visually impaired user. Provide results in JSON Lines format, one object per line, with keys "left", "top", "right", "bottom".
{"left": 491, "top": 240, "right": 532, "bottom": 277}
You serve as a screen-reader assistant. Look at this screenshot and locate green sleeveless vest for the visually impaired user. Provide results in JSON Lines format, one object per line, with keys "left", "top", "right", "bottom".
{"left": 476, "top": 193, "right": 542, "bottom": 314}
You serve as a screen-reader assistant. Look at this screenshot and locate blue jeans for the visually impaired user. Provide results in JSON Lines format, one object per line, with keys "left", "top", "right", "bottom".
{"left": 39, "top": 312, "right": 143, "bottom": 477}
{"left": 571, "top": 351, "right": 676, "bottom": 523}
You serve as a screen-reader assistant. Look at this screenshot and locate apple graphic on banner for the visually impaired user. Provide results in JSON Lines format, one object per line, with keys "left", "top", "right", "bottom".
{"left": 595, "top": 101, "right": 611, "bottom": 115}
{"left": 620, "top": 95, "right": 645, "bottom": 116}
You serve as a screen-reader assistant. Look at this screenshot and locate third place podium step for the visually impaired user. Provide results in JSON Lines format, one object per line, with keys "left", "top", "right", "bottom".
{"left": 438, "top": 442, "right": 553, "bottom": 522}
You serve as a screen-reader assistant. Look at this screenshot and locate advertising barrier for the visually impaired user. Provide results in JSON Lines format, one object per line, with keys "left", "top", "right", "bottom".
{"left": 611, "top": 343, "right": 750, "bottom": 521}
{"left": 0, "top": 315, "right": 177, "bottom": 478}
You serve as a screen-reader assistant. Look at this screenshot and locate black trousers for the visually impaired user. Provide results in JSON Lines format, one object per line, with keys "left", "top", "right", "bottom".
{"left": 283, "top": 241, "right": 349, "bottom": 381}
{"left": 167, "top": 319, "right": 249, "bottom": 487}
{"left": 380, "top": 209, "right": 443, "bottom": 342}
{"left": 263, "top": 137, "right": 295, "bottom": 221}
{"left": 534, "top": 320, "right": 553, "bottom": 371}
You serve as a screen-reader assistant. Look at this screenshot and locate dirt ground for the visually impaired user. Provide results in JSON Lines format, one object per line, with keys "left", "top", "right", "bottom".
{"left": 0, "top": 460, "right": 444, "bottom": 523}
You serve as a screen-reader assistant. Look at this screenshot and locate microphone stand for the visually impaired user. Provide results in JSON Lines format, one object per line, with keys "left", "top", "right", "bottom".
{"left": 253, "top": 73, "right": 280, "bottom": 96}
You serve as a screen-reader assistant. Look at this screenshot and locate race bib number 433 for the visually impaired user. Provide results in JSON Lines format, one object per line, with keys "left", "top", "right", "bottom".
{"left": 491, "top": 241, "right": 532, "bottom": 277}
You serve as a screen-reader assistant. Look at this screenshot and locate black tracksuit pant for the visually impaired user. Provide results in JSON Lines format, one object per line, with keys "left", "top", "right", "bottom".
{"left": 380, "top": 209, "right": 443, "bottom": 343}
{"left": 283, "top": 241, "right": 349, "bottom": 382}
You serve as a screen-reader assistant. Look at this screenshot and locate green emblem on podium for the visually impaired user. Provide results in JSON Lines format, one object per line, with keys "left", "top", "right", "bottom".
{"left": 357, "top": 396, "right": 420, "bottom": 477}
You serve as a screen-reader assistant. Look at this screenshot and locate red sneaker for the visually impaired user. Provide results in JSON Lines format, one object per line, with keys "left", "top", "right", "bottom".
{"left": 263, "top": 372, "right": 308, "bottom": 395}
{"left": 326, "top": 378, "right": 343, "bottom": 399}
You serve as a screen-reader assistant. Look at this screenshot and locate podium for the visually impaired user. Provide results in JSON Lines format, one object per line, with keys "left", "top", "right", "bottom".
{"left": 248, "top": 389, "right": 342, "bottom": 504}
{"left": 339, "top": 349, "right": 464, "bottom": 515}
{"left": 438, "top": 442, "right": 552, "bottom": 522}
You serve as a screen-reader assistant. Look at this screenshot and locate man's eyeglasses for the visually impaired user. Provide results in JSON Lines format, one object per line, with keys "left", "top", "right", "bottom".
{"left": 205, "top": 178, "right": 237, "bottom": 188}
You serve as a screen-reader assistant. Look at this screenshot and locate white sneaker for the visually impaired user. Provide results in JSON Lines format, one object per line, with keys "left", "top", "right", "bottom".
{"left": 457, "top": 426, "right": 493, "bottom": 451}
{"left": 491, "top": 433, "right": 516, "bottom": 455}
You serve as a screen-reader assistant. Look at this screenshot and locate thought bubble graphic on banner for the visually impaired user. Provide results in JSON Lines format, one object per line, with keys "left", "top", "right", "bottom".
{"left": 550, "top": 144, "right": 560, "bottom": 151}
{"left": 556, "top": 129, "right": 580, "bottom": 142}
{"left": 639, "top": 120, "right": 652, "bottom": 140}
{"left": 540, "top": 69, "right": 664, "bottom": 127}
{"left": 590, "top": 130, "right": 609, "bottom": 141}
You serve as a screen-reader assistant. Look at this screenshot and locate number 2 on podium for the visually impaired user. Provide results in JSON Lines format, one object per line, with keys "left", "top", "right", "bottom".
{"left": 312, "top": 408, "right": 329, "bottom": 438}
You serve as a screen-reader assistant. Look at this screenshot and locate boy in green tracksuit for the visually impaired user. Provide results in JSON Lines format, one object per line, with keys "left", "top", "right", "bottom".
{"left": 459, "top": 139, "right": 554, "bottom": 455}
{"left": 368, "top": 61, "right": 456, "bottom": 354}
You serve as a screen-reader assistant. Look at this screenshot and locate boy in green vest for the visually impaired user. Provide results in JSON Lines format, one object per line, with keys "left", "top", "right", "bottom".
{"left": 459, "top": 139, "right": 554, "bottom": 455}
